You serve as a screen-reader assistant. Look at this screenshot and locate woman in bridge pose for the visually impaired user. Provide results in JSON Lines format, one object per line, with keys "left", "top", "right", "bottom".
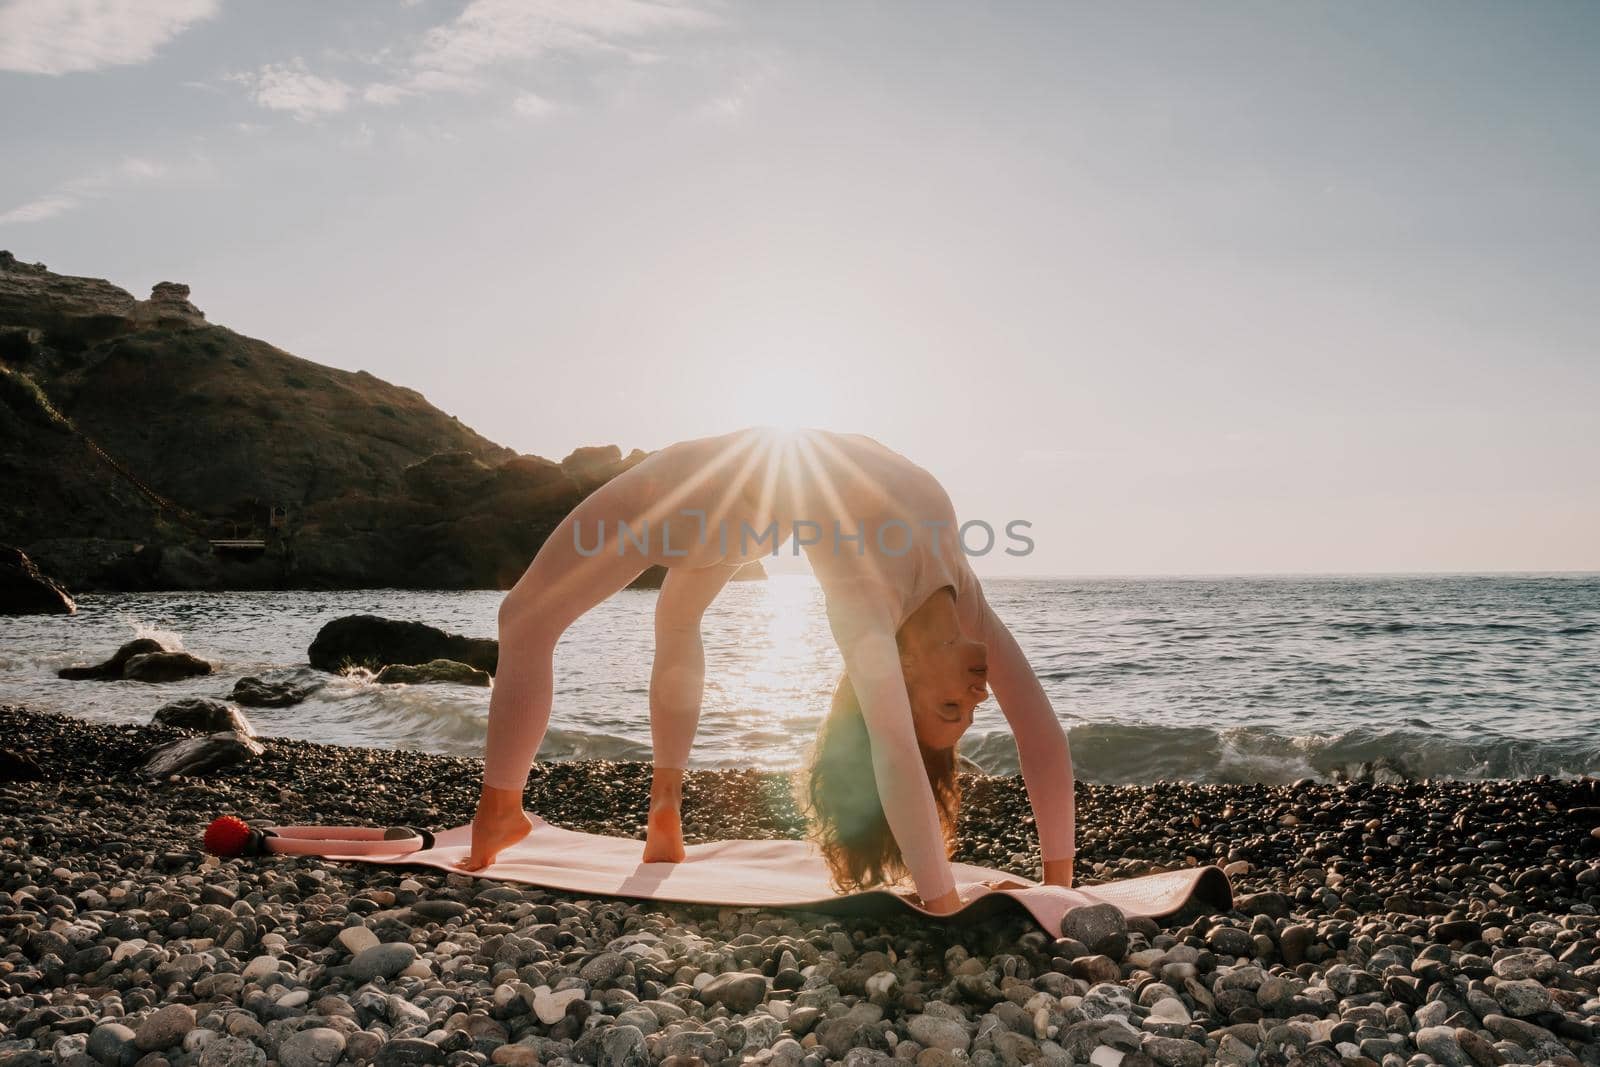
{"left": 456, "top": 426, "right": 1075, "bottom": 914}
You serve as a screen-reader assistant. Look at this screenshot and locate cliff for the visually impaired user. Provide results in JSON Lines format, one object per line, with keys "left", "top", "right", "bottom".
{"left": 0, "top": 251, "right": 763, "bottom": 591}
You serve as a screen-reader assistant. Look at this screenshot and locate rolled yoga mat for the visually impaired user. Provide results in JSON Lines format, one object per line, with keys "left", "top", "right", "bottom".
{"left": 263, "top": 812, "right": 1234, "bottom": 936}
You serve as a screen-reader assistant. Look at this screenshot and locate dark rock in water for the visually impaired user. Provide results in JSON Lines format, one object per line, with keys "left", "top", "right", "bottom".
{"left": 230, "top": 673, "right": 324, "bottom": 707}
{"left": 308, "top": 614, "right": 498, "bottom": 675}
{"left": 373, "top": 658, "right": 491, "bottom": 687}
{"left": 57, "top": 637, "right": 166, "bottom": 679}
{"left": 0, "top": 747, "right": 44, "bottom": 781}
{"left": 151, "top": 697, "right": 255, "bottom": 736}
{"left": 138, "top": 730, "right": 263, "bottom": 778}
{"left": 0, "top": 544, "right": 75, "bottom": 614}
{"left": 123, "top": 650, "right": 213, "bottom": 682}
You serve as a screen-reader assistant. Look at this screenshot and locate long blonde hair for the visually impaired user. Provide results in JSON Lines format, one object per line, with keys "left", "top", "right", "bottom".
{"left": 797, "top": 668, "right": 962, "bottom": 893}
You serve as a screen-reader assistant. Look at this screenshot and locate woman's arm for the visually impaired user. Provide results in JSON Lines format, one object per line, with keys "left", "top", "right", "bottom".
{"left": 826, "top": 584, "right": 962, "bottom": 911}
{"left": 976, "top": 583, "right": 1076, "bottom": 884}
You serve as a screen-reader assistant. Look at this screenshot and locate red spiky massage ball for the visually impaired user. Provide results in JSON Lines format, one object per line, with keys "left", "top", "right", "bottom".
{"left": 203, "top": 815, "right": 253, "bottom": 857}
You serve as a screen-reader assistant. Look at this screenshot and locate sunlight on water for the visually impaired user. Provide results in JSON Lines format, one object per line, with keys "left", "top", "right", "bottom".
{"left": 2, "top": 573, "right": 1597, "bottom": 783}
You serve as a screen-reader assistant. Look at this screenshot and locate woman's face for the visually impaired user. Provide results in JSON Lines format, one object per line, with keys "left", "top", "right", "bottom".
{"left": 900, "top": 589, "right": 989, "bottom": 750}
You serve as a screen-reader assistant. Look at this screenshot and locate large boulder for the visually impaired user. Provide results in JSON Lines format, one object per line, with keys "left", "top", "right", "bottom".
{"left": 374, "top": 658, "right": 491, "bottom": 687}
{"left": 58, "top": 637, "right": 166, "bottom": 679}
{"left": 138, "top": 730, "right": 264, "bottom": 779}
{"left": 152, "top": 697, "right": 255, "bottom": 736}
{"left": 308, "top": 614, "right": 498, "bottom": 675}
{"left": 123, "top": 650, "right": 213, "bottom": 682}
{"left": 131, "top": 282, "right": 205, "bottom": 330}
{"left": 560, "top": 444, "right": 649, "bottom": 494}
{"left": 0, "top": 544, "right": 75, "bottom": 614}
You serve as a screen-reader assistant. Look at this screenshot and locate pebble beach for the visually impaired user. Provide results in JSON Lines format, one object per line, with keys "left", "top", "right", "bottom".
{"left": 2, "top": 704, "right": 1599, "bottom": 1067}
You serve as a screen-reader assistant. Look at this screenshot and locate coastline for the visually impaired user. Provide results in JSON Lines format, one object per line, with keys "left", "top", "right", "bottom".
{"left": 1, "top": 704, "right": 1597, "bottom": 1067}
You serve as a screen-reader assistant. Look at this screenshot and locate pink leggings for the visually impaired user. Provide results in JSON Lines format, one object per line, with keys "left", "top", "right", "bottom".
{"left": 481, "top": 498, "right": 746, "bottom": 791}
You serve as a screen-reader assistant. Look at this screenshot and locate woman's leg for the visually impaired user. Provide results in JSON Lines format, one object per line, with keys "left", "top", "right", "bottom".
{"left": 642, "top": 562, "right": 739, "bottom": 862}
{"left": 484, "top": 509, "right": 653, "bottom": 790}
{"left": 458, "top": 500, "right": 652, "bottom": 870}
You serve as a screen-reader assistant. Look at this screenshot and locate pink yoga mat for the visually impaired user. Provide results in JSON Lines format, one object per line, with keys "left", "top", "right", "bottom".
{"left": 279, "top": 812, "right": 1232, "bottom": 936}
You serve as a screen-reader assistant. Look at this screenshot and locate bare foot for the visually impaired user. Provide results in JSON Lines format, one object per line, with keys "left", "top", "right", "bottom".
{"left": 455, "top": 788, "right": 534, "bottom": 872}
{"left": 642, "top": 765, "right": 687, "bottom": 863}
{"left": 642, "top": 805, "right": 686, "bottom": 864}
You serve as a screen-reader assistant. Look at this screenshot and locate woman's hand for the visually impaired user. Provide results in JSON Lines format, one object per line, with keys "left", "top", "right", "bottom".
{"left": 455, "top": 783, "right": 534, "bottom": 872}
{"left": 1042, "top": 855, "right": 1075, "bottom": 889}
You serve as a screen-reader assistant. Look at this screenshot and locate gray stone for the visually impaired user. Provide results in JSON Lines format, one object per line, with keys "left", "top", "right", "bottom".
{"left": 579, "top": 951, "right": 629, "bottom": 983}
{"left": 1060, "top": 904, "right": 1130, "bottom": 958}
{"left": 373, "top": 1037, "right": 446, "bottom": 1066}
{"left": 1492, "top": 951, "right": 1557, "bottom": 981}
{"left": 908, "top": 1016, "right": 972, "bottom": 1054}
{"left": 1141, "top": 1036, "right": 1205, "bottom": 1067}
{"left": 597, "top": 1025, "right": 648, "bottom": 1067}
{"left": 87, "top": 1023, "right": 137, "bottom": 1066}
{"left": 277, "top": 1029, "right": 345, "bottom": 1067}
{"left": 197, "top": 1037, "right": 267, "bottom": 1067}
{"left": 349, "top": 941, "right": 419, "bottom": 981}
{"left": 1414, "top": 1026, "right": 1472, "bottom": 1067}
{"left": 134, "top": 1004, "right": 196, "bottom": 1052}
{"left": 1492, "top": 978, "right": 1552, "bottom": 1017}
{"left": 699, "top": 971, "right": 768, "bottom": 1014}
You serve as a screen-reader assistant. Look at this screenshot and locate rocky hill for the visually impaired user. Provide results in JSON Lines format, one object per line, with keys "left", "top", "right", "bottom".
{"left": 0, "top": 251, "right": 762, "bottom": 592}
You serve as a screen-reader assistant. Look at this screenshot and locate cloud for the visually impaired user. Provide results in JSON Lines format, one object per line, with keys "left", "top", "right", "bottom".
{"left": 0, "top": 194, "right": 80, "bottom": 225}
{"left": 0, "top": 0, "right": 217, "bottom": 75}
{"left": 224, "top": 0, "right": 720, "bottom": 122}
{"left": 512, "top": 91, "right": 556, "bottom": 118}
{"left": 0, "top": 156, "right": 173, "bottom": 226}
{"left": 362, "top": 82, "right": 413, "bottom": 106}
{"left": 414, "top": 0, "right": 718, "bottom": 72}
{"left": 229, "top": 59, "right": 353, "bottom": 121}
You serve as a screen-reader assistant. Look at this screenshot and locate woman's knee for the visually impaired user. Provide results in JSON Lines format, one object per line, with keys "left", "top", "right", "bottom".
{"left": 497, "top": 592, "right": 565, "bottom": 648}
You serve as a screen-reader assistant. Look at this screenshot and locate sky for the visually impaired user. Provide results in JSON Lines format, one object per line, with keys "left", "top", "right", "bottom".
{"left": 2, "top": 0, "right": 1597, "bottom": 577}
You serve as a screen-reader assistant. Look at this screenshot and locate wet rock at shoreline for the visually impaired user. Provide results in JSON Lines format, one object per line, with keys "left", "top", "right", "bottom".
{"left": 152, "top": 697, "right": 256, "bottom": 736}
{"left": 373, "top": 658, "right": 492, "bottom": 687}
{"left": 57, "top": 637, "right": 166, "bottom": 679}
{"left": 307, "top": 614, "right": 498, "bottom": 675}
{"left": 136, "top": 728, "right": 264, "bottom": 779}
{"left": 230, "top": 671, "right": 325, "bottom": 708}
{"left": 122, "top": 650, "right": 213, "bottom": 682}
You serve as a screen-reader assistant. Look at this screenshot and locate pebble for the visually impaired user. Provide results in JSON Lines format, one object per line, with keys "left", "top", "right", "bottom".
{"left": 348, "top": 941, "right": 418, "bottom": 981}
{"left": 0, "top": 704, "right": 1596, "bottom": 1067}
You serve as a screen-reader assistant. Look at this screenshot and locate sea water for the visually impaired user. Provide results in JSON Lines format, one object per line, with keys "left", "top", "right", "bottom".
{"left": 1, "top": 572, "right": 1596, "bottom": 784}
